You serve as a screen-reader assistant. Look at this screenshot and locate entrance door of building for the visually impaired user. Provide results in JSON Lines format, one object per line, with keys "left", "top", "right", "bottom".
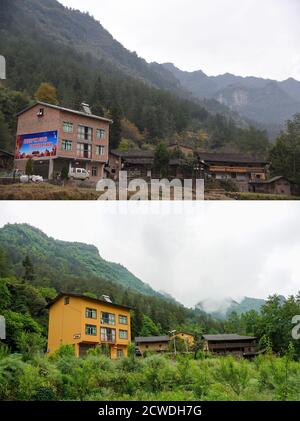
{"left": 79, "top": 343, "right": 98, "bottom": 357}
{"left": 33, "top": 160, "right": 50, "bottom": 179}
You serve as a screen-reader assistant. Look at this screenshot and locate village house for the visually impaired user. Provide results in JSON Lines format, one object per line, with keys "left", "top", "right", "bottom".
{"left": 15, "top": 101, "right": 111, "bottom": 180}
{"left": 196, "top": 152, "right": 269, "bottom": 192}
{"left": 135, "top": 336, "right": 170, "bottom": 355}
{"left": 107, "top": 150, "right": 154, "bottom": 180}
{"left": 173, "top": 331, "right": 195, "bottom": 348}
{"left": 107, "top": 150, "right": 185, "bottom": 180}
{"left": 168, "top": 143, "right": 194, "bottom": 157}
{"left": 202, "top": 334, "right": 257, "bottom": 358}
{"left": 0, "top": 148, "right": 14, "bottom": 172}
{"left": 135, "top": 332, "right": 195, "bottom": 355}
{"left": 47, "top": 293, "right": 131, "bottom": 359}
{"left": 249, "top": 176, "right": 293, "bottom": 196}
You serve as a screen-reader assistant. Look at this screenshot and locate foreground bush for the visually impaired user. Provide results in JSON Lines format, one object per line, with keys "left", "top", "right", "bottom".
{"left": 0, "top": 349, "right": 299, "bottom": 401}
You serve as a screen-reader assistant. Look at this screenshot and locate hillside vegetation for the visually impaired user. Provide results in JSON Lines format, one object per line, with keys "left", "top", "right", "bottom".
{"left": 0, "top": 349, "right": 299, "bottom": 401}
{"left": 0, "top": 0, "right": 270, "bottom": 155}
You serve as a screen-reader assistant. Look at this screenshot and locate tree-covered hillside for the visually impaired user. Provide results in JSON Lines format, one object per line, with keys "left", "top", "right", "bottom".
{"left": 0, "top": 223, "right": 160, "bottom": 297}
{"left": 0, "top": 0, "right": 270, "bottom": 155}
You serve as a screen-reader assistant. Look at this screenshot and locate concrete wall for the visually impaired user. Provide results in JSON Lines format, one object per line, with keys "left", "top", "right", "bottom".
{"left": 47, "top": 295, "right": 131, "bottom": 359}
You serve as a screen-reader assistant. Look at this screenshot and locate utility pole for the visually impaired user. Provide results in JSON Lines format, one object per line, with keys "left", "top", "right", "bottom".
{"left": 169, "top": 330, "right": 177, "bottom": 356}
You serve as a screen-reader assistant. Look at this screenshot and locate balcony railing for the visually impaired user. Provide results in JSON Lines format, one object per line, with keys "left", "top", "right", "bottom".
{"left": 209, "top": 166, "right": 265, "bottom": 174}
{"left": 100, "top": 336, "right": 116, "bottom": 344}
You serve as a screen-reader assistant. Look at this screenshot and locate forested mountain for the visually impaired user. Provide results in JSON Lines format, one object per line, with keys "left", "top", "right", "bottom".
{"left": 0, "top": 223, "right": 160, "bottom": 297}
{"left": 0, "top": 0, "right": 269, "bottom": 155}
{"left": 163, "top": 63, "right": 300, "bottom": 136}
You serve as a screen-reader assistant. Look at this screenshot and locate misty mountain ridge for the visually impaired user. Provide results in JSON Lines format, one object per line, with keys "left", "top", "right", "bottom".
{"left": 162, "top": 63, "right": 300, "bottom": 135}
{"left": 195, "top": 295, "right": 286, "bottom": 319}
{"left": 3, "top": 0, "right": 299, "bottom": 138}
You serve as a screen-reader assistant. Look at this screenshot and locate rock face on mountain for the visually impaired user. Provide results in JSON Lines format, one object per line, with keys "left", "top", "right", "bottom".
{"left": 163, "top": 63, "right": 300, "bottom": 133}
{"left": 2, "top": 0, "right": 299, "bottom": 144}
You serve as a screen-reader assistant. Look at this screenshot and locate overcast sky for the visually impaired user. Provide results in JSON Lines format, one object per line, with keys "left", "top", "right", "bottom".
{"left": 59, "top": 0, "right": 300, "bottom": 81}
{"left": 0, "top": 201, "right": 299, "bottom": 307}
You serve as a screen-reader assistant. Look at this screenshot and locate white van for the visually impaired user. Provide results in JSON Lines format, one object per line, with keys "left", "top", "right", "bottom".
{"left": 69, "top": 168, "right": 90, "bottom": 181}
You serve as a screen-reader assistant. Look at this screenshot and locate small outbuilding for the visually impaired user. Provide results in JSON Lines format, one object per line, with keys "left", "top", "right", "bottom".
{"left": 135, "top": 336, "right": 170, "bottom": 355}
{"left": 203, "top": 334, "right": 257, "bottom": 357}
{"left": 249, "top": 176, "right": 293, "bottom": 196}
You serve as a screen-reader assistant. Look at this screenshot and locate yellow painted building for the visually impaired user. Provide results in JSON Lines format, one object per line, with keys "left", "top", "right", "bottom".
{"left": 174, "top": 332, "right": 195, "bottom": 348}
{"left": 47, "top": 293, "right": 131, "bottom": 358}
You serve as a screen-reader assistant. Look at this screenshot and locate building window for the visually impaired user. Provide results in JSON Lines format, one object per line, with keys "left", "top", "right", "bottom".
{"left": 96, "top": 129, "right": 106, "bottom": 139}
{"left": 101, "top": 312, "right": 116, "bottom": 325}
{"left": 96, "top": 145, "right": 105, "bottom": 156}
{"left": 61, "top": 140, "right": 72, "bottom": 151}
{"left": 37, "top": 108, "right": 44, "bottom": 117}
{"left": 119, "top": 330, "right": 128, "bottom": 340}
{"left": 100, "top": 328, "right": 116, "bottom": 342}
{"left": 85, "top": 308, "right": 97, "bottom": 319}
{"left": 85, "top": 324, "right": 97, "bottom": 336}
{"left": 64, "top": 297, "right": 70, "bottom": 305}
{"left": 63, "top": 122, "right": 73, "bottom": 133}
{"left": 78, "top": 125, "right": 92, "bottom": 142}
{"left": 119, "top": 315, "right": 128, "bottom": 325}
{"left": 77, "top": 143, "right": 92, "bottom": 159}
{"left": 117, "top": 349, "right": 124, "bottom": 358}
{"left": 92, "top": 167, "right": 97, "bottom": 177}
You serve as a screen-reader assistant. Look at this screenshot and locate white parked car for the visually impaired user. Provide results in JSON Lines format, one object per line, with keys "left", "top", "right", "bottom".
{"left": 20, "top": 175, "right": 44, "bottom": 183}
{"left": 69, "top": 168, "right": 90, "bottom": 181}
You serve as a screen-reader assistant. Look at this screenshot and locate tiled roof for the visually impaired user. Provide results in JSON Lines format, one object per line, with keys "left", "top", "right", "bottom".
{"left": 110, "top": 150, "right": 155, "bottom": 158}
{"left": 135, "top": 336, "right": 170, "bottom": 343}
{"left": 17, "top": 101, "right": 112, "bottom": 123}
{"left": 203, "top": 334, "right": 256, "bottom": 341}
{"left": 249, "top": 176, "right": 291, "bottom": 185}
{"left": 46, "top": 292, "right": 131, "bottom": 310}
{"left": 197, "top": 152, "right": 269, "bottom": 164}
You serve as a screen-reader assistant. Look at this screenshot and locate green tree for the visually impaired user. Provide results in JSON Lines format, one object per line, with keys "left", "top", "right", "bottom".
{"left": 25, "top": 158, "right": 34, "bottom": 176}
{"left": 214, "top": 356, "right": 250, "bottom": 399}
{"left": 154, "top": 141, "right": 170, "bottom": 178}
{"left": 61, "top": 163, "right": 69, "bottom": 183}
{"left": 22, "top": 255, "right": 34, "bottom": 283}
{"left": 140, "top": 315, "right": 161, "bottom": 337}
{"left": 118, "top": 138, "right": 130, "bottom": 151}
{"left": 90, "top": 75, "right": 105, "bottom": 116}
{"left": 270, "top": 114, "right": 300, "bottom": 185}
{"left": 0, "top": 248, "right": 10, "bottom": 277}
{"left": 0, "top": 111, "right": 11, "bottom": 151}
{"left": 110, "top": 106, "right": 122, "bottom": 150}
{"left": 35, "top": 82, "right": 59, "bottom": 105}
{"left": 72, "top": 78, "right": 83, "bottom": 111}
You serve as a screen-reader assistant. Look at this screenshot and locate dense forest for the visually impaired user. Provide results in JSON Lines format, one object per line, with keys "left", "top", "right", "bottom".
{"left": 0, "top": 0, "right": 270, "bottom": 156}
